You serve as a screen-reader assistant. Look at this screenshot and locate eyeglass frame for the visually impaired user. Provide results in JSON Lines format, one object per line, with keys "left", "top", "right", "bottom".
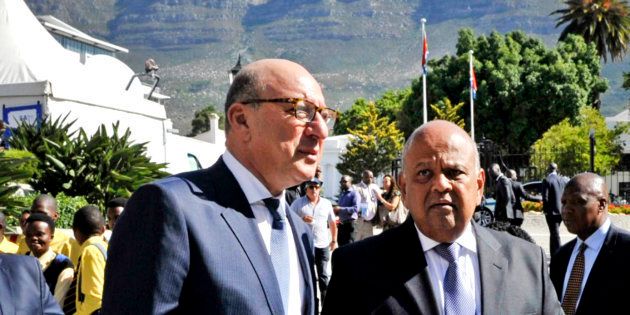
{"left": 240, "top": 98, "right": 338, "bottom": 127}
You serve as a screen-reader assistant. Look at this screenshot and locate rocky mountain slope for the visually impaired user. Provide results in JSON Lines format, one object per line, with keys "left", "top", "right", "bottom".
{"left": 25, "top": 0, "right": 628, "bottom": 135}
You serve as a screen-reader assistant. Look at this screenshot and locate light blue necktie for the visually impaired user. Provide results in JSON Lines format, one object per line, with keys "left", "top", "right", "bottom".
{"left": 263, "top": 197, "right": 290, "bottom": 314}
{"left": 434, "top": 243, "right": 476, "bottom": 315}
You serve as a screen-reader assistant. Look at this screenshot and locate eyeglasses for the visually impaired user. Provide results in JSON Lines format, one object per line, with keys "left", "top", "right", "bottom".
{"left": 241, "top": 98, "right": 338, "bottom": 129}
{"left": 308, "top": 185, "right": 321, "bottom": 189}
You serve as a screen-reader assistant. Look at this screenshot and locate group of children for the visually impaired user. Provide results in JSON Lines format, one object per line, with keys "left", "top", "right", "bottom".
{"left": 0, "top": 194, "right": 126, "bottom": 315}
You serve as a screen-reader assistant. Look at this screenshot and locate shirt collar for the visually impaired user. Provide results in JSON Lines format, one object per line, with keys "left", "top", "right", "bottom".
{"left": 222, "top": 150, "right": 284, "bottom": 204}
{"left": 416, "top": 221, "right": 477, "bottom": 254}
{"left": 30, "top": 248, "right": 56, "bottom": 270}
{"left": 578, "top": 217, "right": 611, "bottom": 252}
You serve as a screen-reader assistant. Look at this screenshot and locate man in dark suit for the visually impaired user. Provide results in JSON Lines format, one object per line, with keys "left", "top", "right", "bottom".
{"left": 323, "top": 120, "right": 561, "bottom": 315}
{"left": 508, "top": 169, "right": 540, "bottom": 226}
{"left": 490, "top": 163, "right": 515, "bottom": 223}
{"left": 550, "top": 173, "right": 630, "bottom": 315}
{"left": 542, "top": 162, "right": 566, "bottom": 255}
{"left": 103, "top": 59, "right": 338, "bottom": 314}
{"left": 0, "top": 254, "right": 63, "bottom": 314}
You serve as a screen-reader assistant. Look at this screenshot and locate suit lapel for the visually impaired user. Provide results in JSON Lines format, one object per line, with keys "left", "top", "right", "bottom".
{"left": 474, "top": 223, "right": 508, "bottom": 314}
{"left": 551, "top": 239, "right": 575, "bottom": 300}
{"left": 181, "top": 158, "right": 284, "bottom": 314}
{"left": 578, "top": 226, "right": 617, "bottom": 312}
{"left": 398, "top": 218, "right": 441, "bottom": 315}
{"left": 286, "top": 209, "right": 316, "bottom": 315}
{"left": 0, "top": 256, "right": 13, "bottom": 315}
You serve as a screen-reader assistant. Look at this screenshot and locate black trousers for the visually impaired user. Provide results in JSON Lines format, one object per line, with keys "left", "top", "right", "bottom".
{"left": 338, "top": 221, "right": 354, "bottom": 247}
{"left": 315, "top": 247, "right": 331, "bottom": 301}
{"left": 545, "top": 214, "right": 563, "bottom": 255}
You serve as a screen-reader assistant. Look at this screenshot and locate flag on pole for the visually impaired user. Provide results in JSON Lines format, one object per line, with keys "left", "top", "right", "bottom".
{"left": 421, "top": 28, "right": 428, "bottom": 75}
{"left": 470, "top": 63, "right": 478, "bottom": 99}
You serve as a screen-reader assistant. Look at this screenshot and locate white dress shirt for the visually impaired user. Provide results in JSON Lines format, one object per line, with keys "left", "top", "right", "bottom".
{"left": 562, "top": 218, "right": 611, "bottom": 307}
{"left": 354, "top": 182, "right": 381, "bottom": 220}
{"left": 416, "top": 223, "right": 481, "bottom": 315}
{"left": 223, "top": 151, "right": 305, "bottom": 315}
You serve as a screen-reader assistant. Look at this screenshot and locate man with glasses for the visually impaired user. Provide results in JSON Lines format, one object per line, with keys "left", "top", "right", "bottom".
{"left": 104, "top": 59, "right": 336, "bottom": 314}
{"left": 290, "top": 178, "right": 337, "bottom": 301}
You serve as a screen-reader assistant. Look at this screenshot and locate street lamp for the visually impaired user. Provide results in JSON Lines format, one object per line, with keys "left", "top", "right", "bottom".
{"left": 228, "top": 54, "right": 242, "bottom": 85}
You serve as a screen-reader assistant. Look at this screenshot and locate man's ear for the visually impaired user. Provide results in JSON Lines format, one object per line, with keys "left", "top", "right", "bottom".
{"left": 226, "top": 103, "right": 251, "bottom": 141}
{"left": 398, "top": 173, "right": 407, "bottom": 201}
{"left": 477, "top": 168, "right": 486, "bottom": 205}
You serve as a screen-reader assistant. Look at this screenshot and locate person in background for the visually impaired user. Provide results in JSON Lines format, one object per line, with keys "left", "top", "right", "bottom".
{"left": 353, "top": 170, "right": 381, "bottom": 241}
{"left": 0, "top": 211, "right": 18, "bottom": 253}
{"left": 542, "top": 162, "right": 567, "bottom": 256}
{"left": 550, "top": 173, "right": 630, "bottom": 315}
{"left": 507, "top": 169, "right": 539, "bottom": 226}
{"left": 290, "top": 177, "right": 337, "bottom": 301}
{"left": 376, "top": 174, "right": 405, "bottom": 230}
{"left": 334, "top": 175, "right": 359, "bottom": 247}
{"left": 25, "top": 213, "right": 74, "bottom": 305}
{"left": 105, "top": 197, "right": 127, "bottom": 231}
{"left": 63, "top": 205, "right": 107, "bottom": 315}
{"left": 490, "top": 163, "right": 515, "bottom": 223}
{"left": 19, "top": 195, "right": 80, "bottom": 266}
{"left": 0, "top": 253, "right": 64, "bottom": 314}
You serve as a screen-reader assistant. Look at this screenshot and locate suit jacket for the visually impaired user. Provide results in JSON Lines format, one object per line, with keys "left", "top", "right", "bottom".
{"left": 542, "top": 173, "right": 565, "bottom": 216}
{"left": 102, "top": 157, "right": 317, "bottom": 314}
{"left": 494, "top": 175, "right": 515, "bottom": 220}
{"left": 511, "top": 180, "right": 538, "bottom": 218}
{"left": 0, "top": 254, "right": 63, "bottom": 315}
{"left": 550, "top": 224, "right": 630, "bottom": 315}
{"left": 322, "top": 218, "right": 562, "bottom": 315}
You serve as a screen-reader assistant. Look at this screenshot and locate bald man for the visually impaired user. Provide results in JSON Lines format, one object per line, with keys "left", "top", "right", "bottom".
{"left": 550, "top": 173, "right": 630, "bottom": 315}
{"left": 104, "top": 59, "right": 337, "bottom": 314}
{"left": 323, "top": 120, "right": 561, "bottom": 314}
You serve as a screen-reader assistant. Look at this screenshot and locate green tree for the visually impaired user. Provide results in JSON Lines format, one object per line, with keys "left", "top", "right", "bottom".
{"left": 530, "top": 106, "right": 628, "bottom": 175}
{"left": 9, "top": 117, "right": 168, "bottom": 207}
{"left": 553, "top": 0, "right": 630, "bottom": 62}
{"left": 0, "top": 150, "right": 37, "bottom": 211}
{"left": 336, "top": 102, "right": 404, "bottom": 180}
{"left": 624, "top": 71, "right": 630, "bottom": 89}
{"left": 430, "top": 98, "right": 466, "bottom": 129}
{"left": 187, "top": 104, "right": 224, "bottom": 136}
{"left": 399, "top": 29, "right": 608, "bottom": 152}
{"left": 334, "top": 89, "right": 411, "bottom": 135}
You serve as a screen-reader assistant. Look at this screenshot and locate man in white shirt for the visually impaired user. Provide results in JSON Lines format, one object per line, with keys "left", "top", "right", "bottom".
{"left": 353, "top": 169, "right": 381, "bottom": 241}
{"left": 104, "top": 59, "right": 338, "bottom": 314}
{"left": 550, "top": 172, "right": 630, "bottom": 315}
{"left": 290, "top": 178, "right": 337, "bottom": 301}
{"left": 324, "top": 120, "right": 561, "bottom": 314}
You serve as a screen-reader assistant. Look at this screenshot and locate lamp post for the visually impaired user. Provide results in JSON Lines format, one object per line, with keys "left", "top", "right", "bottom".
{"left": 228, "top": 54, "right": 242, "bottom": 85}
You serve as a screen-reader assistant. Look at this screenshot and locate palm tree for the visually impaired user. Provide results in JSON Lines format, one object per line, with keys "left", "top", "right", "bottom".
{"left": 553, "top": 0, "right": 630, "bottom": 62}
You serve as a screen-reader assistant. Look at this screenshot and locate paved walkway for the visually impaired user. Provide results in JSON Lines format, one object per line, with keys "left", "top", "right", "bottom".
{"left": 521, "top": 212, "right": 630, "bottom": 257}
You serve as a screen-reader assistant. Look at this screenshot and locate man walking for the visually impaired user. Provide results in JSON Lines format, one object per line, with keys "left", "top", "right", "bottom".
{"left": 290, "top": 178, "right": 337, "bottom": 301}
{"left": 542, "top": 162, "right": 566, "bottom": 255}
{"left": 490, "top": 163, "right": 515, "bottom": 223}
{"left": 104, "top": 59, "right": 335, "bottom": 314}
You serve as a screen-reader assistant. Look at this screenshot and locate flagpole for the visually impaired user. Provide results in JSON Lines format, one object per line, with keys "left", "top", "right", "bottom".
{"left": 421, "top": 18, "right": 427, "bottom": 124}
{"left": 469, "top": 50, "right": 475, "bottom": 141}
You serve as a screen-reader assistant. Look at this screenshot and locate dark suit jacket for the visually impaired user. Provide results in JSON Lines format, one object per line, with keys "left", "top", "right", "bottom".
{"left": 102, "top": 157, "right": 317, "bottom": 314}
{"left": 511, "top": 180, "right": 538, "bottom": 218}
{"left": 0, "top": 254, "right": 63, "bottom": 315}
{"left": 542, "top": 173, "right": 565, "bottom": 216}
{"left": 550, "top": 224, "right": 630, "bottom": 315}
{"left": 322, "top": 218, "right": 561, "bottom": 315}
{"left": 494, "top": 175, "right": 515, "bottom": 219}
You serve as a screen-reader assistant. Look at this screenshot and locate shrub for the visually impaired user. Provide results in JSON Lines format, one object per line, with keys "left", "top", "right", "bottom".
{"left": 4, "top": 192, "right": 88, "bottom": 229}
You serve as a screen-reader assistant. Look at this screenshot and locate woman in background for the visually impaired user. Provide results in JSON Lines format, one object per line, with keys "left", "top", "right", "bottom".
{"left": 376, "top": 174, "right": 405, "bottom": 230}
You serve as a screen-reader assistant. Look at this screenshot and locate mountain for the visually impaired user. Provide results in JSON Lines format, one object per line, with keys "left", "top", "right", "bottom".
{"left": 25, "top": 0, "right": 629, "bottom": 135}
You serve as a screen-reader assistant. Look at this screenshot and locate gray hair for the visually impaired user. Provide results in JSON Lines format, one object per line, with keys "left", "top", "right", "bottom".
{"left": 223, "top": 68, "right": 265, "bottom": 132}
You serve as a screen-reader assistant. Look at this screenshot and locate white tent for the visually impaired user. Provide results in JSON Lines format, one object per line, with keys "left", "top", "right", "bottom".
{"left": 0, "top": 0, "right": 224, "bottom": 173}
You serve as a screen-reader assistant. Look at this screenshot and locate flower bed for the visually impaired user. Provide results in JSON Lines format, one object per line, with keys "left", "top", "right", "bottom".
{"left": 521, "top": 201, "right": 630, "bottom": 214}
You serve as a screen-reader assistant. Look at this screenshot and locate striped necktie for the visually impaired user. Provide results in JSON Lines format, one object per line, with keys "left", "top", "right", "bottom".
{"left": 434, "top": 243, "right": 475, "bottom": 315}
{"left": 263, "top": 197, "right": 290, "bottom": 314}
{"left": 562, "top": 243, "right": 587, "bottom": 315}
{"left": 62, "top": 255, "right": 81, "bottom": 315}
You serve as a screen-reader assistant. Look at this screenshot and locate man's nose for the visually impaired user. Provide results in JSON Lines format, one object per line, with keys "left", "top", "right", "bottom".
{"left": 306, "top": 111, "right": 329, "bottom": 139}
{"left": 432, "top": 173, "right": 452, "bottom": 193}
